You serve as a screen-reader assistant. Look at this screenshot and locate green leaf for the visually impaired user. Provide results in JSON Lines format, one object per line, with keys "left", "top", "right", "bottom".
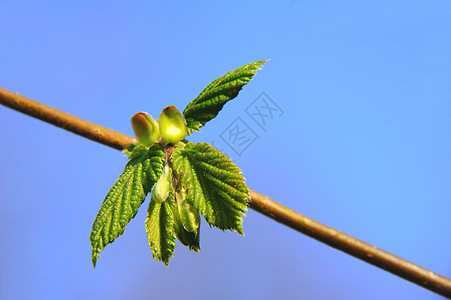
{"left": 145, "top": 190, "right": 176, "bottom": 266}
{"left": 178, "top": 196, "right": 200, "bottom": 233}
{"left": 90, "top": 145, "right": 165, "bottom": 267}
{"left": 173, "top": 191, "right": 200, "bottom": 252}
{"left": 183, "top": 60, "right": 267, "bottom": 134}
{"left": 171, "top": 143, "right": 249, "bottom": 234}
{"left": 123, "top": 143, "right": 137, "bottom": 157}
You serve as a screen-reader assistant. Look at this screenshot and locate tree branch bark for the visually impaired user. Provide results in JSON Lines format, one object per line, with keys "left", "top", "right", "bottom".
{"left": 1, "top": 86, "right": 450, "bottom": 298}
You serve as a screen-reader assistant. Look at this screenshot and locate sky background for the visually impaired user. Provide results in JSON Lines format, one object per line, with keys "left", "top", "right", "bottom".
{"left": 1, "top": 1, "right": 450, "bottom": 299}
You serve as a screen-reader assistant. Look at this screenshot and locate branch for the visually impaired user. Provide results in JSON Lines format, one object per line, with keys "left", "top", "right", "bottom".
{"left": 0, "top": 88, "right": 136, "bottom": 150}
{"left": 1, "top": 86, "right": 450, "bottom": 298}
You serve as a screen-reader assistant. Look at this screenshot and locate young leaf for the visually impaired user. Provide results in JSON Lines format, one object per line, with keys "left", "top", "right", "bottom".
{"left": 172, "top": 199, "right": 200, "bottom": 252}
{"left": 183, "top": 60, "right": 267, "bottom": 134}
{"left": 171, "top": 143, "right": 249, "bottom": 234}
{"left": 123, "top": 143, "right": 137, "bottom": 157}
{"left": 90, "top": 145, "right": 165, "bottom": 267}
{"left": 145, "top": 190, "right": 176, "bottom": 266}
{"left": 178, "top": 196, "right": 200, "bottom": 233}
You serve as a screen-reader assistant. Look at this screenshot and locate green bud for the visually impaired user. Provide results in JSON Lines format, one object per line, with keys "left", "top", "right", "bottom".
{"left": 131, "top": 112, "right": 160, "bottom": 147}
{"left": 151, "top": 165, "right": 172, "bottom": 203}
{"left": 177, "top": 189, "right": 200, "bottom": 232}
{"left": 159, "top": 106, "right": 186, "bottom": 144}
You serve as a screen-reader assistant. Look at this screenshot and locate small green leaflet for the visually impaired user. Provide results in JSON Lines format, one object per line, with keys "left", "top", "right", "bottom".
{"left": 171, "top": 143, "right": 249, "bottom": 234}
{"left": 172, "top": 199, "right": 200, "bottom": 252}
{"left": 183, "top": 60, "right": 267, "bottom": 134}
{"left": 145, "top": 190, "right": 176, "bottom": 266}
{"left": 90, "top": 145, "right": 165, "bottom": 266}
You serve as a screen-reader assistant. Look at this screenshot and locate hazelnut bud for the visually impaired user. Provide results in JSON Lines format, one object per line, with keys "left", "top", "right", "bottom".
{"left": 159, "top": 106, "right": 186, "bottom": 144}
{"left": 131, "top": 112, "right": 160, "bottom": 147}
{"left": 151, "top": 164, "right": 172, "bottom": 203}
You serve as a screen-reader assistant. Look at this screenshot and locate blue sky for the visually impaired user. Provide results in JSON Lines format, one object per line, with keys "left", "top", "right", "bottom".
{"left": 0, "top": 1, "right": 450, "bottom": 299}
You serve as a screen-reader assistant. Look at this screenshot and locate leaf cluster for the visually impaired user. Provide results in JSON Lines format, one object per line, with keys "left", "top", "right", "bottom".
{"left": 90, "top": 60, "right": 266, "bottom": 266}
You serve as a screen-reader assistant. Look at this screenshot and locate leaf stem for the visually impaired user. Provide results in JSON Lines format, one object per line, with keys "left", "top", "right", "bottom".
{"left": 1, "top": 86, "right": 450, "bottom": 298}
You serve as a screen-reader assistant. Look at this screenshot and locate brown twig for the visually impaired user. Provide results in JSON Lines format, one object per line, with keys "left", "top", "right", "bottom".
{"left": 1, "top": 86, "right": 450, "bottom": 298}
{"left": 0, "top": 87, "right": 136, "bottom": 150}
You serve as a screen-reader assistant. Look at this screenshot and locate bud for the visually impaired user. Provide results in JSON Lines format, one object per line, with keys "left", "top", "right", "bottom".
{"left": 131, "top": 112, "right": 160, "bottom": 147}
{"left": 177, "top": 188, "right": 200, "bottom": 232}
{"left": 151, "top": 165, "right": 172, "bottom": 203}
{"left": 159, "top": 106, "right": 187, "bottom": 144}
